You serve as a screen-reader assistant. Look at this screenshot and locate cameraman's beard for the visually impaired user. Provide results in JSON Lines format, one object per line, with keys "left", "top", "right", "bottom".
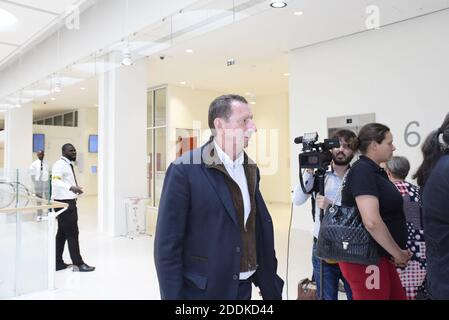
{"left": 333, "top": 154, "right": 353, "bottom": 166}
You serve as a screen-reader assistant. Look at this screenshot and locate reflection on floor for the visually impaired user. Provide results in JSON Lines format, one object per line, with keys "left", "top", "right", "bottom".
{"left": 13, "top": 196, "right": 318, "bottom": 300}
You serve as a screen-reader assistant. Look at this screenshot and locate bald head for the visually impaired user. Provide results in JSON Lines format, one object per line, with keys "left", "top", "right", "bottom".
{"left": 62, "top": 143, "right": 77, "bottom": 161}
{"left": 37, "top": 150, "right": 44, "bottom": 161}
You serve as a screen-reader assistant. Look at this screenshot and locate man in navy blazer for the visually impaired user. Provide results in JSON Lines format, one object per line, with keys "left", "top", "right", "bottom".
{"left": 154, "top": 94, "right": 284, "bottom": 300}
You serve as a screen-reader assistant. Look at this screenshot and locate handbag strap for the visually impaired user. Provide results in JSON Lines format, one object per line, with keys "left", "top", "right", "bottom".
{"left": 329, "top": 171, "right": 348, "bottom": 209}
{"left": 330, "top": 161, "right": 360, "bottom": 208}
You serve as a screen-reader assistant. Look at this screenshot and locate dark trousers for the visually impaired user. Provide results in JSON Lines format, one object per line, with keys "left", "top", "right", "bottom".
{"left": 34, "top": 181, "right": 49, "bottom": 217}
{"left": 55, "top": 199, "right": 83, "bottom": 266}
{"left": 312, "top": 241, "right": 353, "bottom": 300}
{"left": 237, "top": 278, "right": 253, "bottom": 300}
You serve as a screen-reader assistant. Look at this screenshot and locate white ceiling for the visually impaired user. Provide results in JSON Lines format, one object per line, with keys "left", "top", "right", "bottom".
{"left": 148, "top": 0, "right": 449, "bottom": 96}
{"left": 9, "top": 0, "right": 449, "bottom": 118}
{"left": 0, "top": 0, "right": 89, "bottom": 66}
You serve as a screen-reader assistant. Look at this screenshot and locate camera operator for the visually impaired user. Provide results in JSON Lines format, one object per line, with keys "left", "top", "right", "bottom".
{"left": 293, "top": 129, "right": 356, "bottom": 300}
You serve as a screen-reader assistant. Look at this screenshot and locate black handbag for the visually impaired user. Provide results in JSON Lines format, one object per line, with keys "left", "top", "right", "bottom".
{"left": 315, "top": 171, "right": 379, "bottom": 265}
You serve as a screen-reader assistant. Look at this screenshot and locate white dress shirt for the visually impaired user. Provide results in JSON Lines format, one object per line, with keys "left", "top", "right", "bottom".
{"left": 29, "top": 159, "right": 49, "bottom": 182}
{"left": 214, "top": 141, "right": 255, "bottom": 280}
{"left": 51, "top": 156, "right": 78, "bottom": 200}
{"left": 292, "top": 169, "right": 343, "bottom": 238}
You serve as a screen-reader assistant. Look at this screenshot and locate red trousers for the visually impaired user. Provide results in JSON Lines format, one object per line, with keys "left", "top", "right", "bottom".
{"left": 339, "top": 257, "right": 407, "bottom": 300}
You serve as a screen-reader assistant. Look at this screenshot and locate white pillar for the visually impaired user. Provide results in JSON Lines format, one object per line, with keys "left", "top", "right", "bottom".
{"left": 5, "top": 105, "right": 33, "bottom": 182}
{"left": 98, "top": 59, "right": 147, "bottom": 236}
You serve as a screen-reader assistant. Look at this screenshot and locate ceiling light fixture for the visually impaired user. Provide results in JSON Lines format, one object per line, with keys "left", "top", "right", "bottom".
{"left": 121, "top": 47, "right": 133, "bottom": 66}
{"left": 180, "top": 81, "right": 186, "bottom": 85}
{"left": 283, "top": 73, "right": 290, "bottom": 76}
{"left": 0, "top": 8, "right": 18, "bottom": 29}
{"left": 80, "top": 87, "right": 86, "bottom": 90}
{"left": 294, "top": 11, "right": 303, "bottom": 16}
{"left": 270, "top": 1, "right": 287, "bottom": 8}
{"left": 53, "top": 78, "right": 62, "bottom": 93}
{"left": 51, "top": 97, "right": 56, "bottom": 101}
{"left": 185, "top": 49, "right": 194, "bottom": 53}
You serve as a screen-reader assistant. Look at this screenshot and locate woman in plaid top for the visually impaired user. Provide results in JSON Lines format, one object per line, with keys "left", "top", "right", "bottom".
{"left": 385, "top": 156, "right": 426, "bottom": 300}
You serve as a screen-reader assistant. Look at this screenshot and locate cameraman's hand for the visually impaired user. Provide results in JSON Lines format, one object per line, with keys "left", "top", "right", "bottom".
{"left": 316, "top": 195, "right": 331, "bottom": 210}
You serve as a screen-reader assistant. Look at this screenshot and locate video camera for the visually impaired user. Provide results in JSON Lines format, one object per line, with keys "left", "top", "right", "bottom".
{"left": 294, "top": 132, "right": 340, "bottom": 170}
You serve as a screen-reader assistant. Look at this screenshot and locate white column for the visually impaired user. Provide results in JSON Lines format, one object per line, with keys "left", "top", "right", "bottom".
{"left": 5, "top": 105, "right": 33, "bottom": 182}
{"left": 98, "top": 59, "right": 147, "bottom": 236}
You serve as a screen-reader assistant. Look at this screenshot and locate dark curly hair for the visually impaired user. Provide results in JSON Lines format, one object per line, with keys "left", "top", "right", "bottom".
{"left": 413, "top": 113, "right": 449, "bottom": 187}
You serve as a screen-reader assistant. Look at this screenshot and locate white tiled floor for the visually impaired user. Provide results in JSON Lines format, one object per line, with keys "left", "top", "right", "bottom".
{"left": 14, "top": 196, "right": 316, "bottom": 300}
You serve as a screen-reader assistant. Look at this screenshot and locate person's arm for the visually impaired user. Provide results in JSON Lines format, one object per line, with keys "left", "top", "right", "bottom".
{"left": 154, "top": 162, "right": 190, "bottom": 300}
{"left": 292, "top": 170, "right": 315, "bottom": 205}
{"left": 355, "top": 195, "right": 411, "bottom": 266}
{"left": 29, "top": 162, "right": 36, "bottom": 179}
{"left": 51, "top": 162, "right": 76, "bottom": 193}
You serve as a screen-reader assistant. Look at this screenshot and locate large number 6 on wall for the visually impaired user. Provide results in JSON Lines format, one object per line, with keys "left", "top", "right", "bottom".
{"left": 404, "top": 121, "right": 421, "bottom": 147}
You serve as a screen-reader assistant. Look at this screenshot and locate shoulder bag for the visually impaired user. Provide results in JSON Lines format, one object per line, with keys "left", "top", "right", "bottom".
{"left": 315, "top": 170, "right": 379, "bottom": 265}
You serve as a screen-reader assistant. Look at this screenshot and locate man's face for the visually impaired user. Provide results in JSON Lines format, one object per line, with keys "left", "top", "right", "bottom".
{"left": 216, "top": 101, "right": 257, "bottom": 157}
{"left": 37, "top": 151, "right": 44, "bottom": 161}
{"left": 331, "top": 138, "right": 354, "bottom": 166}
{"left": 64, "top": 145, "right": 77, "bottom": 162}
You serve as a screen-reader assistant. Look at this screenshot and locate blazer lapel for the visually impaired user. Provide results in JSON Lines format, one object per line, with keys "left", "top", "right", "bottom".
{"left": 203, "top": 168, "right": 238, "bottom": 225}
{"left": 201, "top": 140, "right": 238, "bottom": 226}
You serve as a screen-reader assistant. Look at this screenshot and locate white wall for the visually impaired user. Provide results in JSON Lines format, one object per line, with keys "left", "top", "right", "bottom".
{"left": 77, "top": 108, "right": 99, "bottom": 194}
{"left": 289, "top": 10, "right": 449, "bottom": 232}
{"left": 0, "top": 130, "right": 4, "bottom": 171}
{"left": 32, "top": 107, "right": 98, "bottom": 195}
{"left": 98, "top": 58, "right": 147, "bottom": 236}
{"left": 167, "top": 85, "right": 222, "bottom": 164}
{"left": 0, "top": 144, "right": 4, "bottom": 169}
{"left": 167, "top": 85, "right": 290, "bottom": 203}
{"left": 251, "top": 93, "right": 290, "bottom": 204}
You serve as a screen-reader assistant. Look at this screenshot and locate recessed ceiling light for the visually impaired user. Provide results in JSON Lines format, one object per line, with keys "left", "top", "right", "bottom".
{"left": 180, "top": 81, "right": 186, "bottom": 85}
{"left": 294, "top": 11, "right": 303, "bottom": 16}
{"left": 80, "top": 87, "right": 86, "bottom": 90}
{"left": 185, "top": 49, "right": 194, "bottom": 53}
{"left": 50, "top": 97, "right": 56, "bottom": 101}
{"left": 270, "top": 1, "right": 287, "bottom": 9}
{"left": 250, "top": 101, "right": 256, "bottom": 105}
{"left": 283, "top": 73, "right": 290, "bottom": 76}
{"left": 0, "top": 8, "right": 18, "bottom": 29}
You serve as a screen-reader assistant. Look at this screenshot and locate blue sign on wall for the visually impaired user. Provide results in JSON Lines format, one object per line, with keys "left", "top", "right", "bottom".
{"left": 33, "top": 134, "right": 45, "bottom": 152}
{"left": 88, "top": 134, "right": 98, "bottom": 153}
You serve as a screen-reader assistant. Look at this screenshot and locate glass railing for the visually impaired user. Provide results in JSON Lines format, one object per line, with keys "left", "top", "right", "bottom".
{"left": 0, "top": 168, "right": 67, "bottom": 299}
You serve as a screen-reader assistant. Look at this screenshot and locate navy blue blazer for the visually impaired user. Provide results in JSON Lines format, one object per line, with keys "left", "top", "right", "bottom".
{"left": 154, "top": 141, "right": 284, "bottom": 300}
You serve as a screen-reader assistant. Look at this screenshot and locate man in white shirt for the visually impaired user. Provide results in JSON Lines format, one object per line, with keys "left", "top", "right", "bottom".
{"left": 293, "top": 129, "right": 356, "bottom": 300}
{"left": 155, "top": 94, "right": 284, "bottom": 300}
{"left": 29, "top": 150, "right": 49, "bottom": 219}
{"left": 52, "top": 143, "right": 95, "bottom": 272}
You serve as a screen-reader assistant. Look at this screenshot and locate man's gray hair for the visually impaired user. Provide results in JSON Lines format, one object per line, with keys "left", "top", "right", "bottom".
{"left": 208, "top": 94, "right": 248, "bottom": 129}
{"left": 386, "top": 156, "right": 410, "bottom": 180}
